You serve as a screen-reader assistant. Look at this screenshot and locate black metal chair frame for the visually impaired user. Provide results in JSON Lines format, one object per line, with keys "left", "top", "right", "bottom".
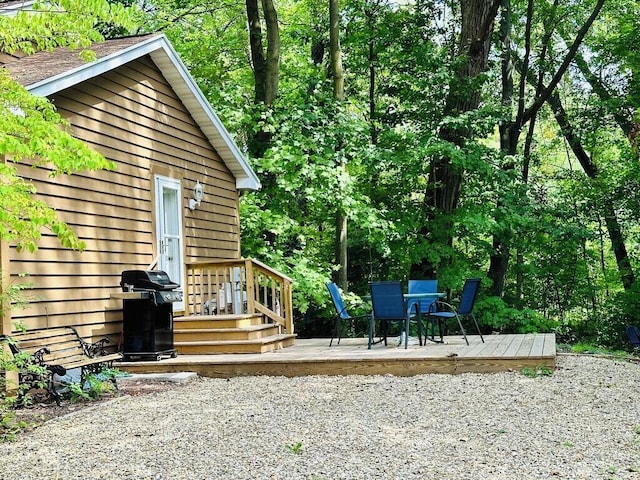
{"left": 427, "top": 278, "right": 484, "bottom": 346}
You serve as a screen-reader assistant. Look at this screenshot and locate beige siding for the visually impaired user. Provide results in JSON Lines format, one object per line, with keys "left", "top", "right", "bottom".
{"left": 9, "top": 56, "right": 242, "bottom": 341}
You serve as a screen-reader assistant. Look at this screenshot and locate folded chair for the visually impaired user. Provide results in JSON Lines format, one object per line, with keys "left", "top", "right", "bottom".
{"left": 369, "top": 281, "right": 419, "bottom": 349}
{"left": 625, "top": 325, "right": 640, "bottom": 351}
{"left": 326, "top": 282, "right": 370, "bottom": 346}
{"left": 408, "top": 279, "right": 441, "bottom": 343}
{"left": 427, "top": 278, "right": 484, "bottom": 346}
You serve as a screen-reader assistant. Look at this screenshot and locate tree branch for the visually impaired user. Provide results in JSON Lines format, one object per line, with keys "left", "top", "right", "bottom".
{"left": 521, "top": 0, "right": 605, "bottom": 125}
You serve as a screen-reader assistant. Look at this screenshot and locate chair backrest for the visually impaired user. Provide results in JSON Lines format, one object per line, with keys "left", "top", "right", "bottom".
{"left": 326, "top": 282, "right": 350, "bottom": 320}
{"left": 457, "top": 278, "right": 481, "bottom": 315}
{"left": 626, "top": 325, "right": 640, "bottom": 348}
{"left": 408, "top": 279, "right": 438, "bottom": 313}
{"left": 369, "top": 281, "right": 406, "bottom": 320}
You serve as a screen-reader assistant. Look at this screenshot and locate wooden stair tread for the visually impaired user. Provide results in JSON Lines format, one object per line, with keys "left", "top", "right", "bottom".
{"left": 176, "top": 313, "right": 262, "bottom": 321}
{"left": 173, "top": 325, "right": 276, "bottom": 334}
{"left": 173, "top": 312, "right": 295, "bottom": 353}
{"left": 175, "top": 334, "right": 296, "bottom": 346}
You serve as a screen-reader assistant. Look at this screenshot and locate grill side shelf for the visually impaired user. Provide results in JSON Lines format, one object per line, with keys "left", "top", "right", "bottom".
{"left": 110, "top": 292, "right": 151, "bottom": 300}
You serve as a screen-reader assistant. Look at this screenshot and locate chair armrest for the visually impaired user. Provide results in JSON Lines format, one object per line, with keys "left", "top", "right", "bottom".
{"left": 407, "top": 301, "right": 419, "bottom": 316}
{"left": 433, "top": 300, "right": 456, "bottom": 313}
{"left": 407, "top": 300, "right": 419, "bottom": 313}
{"left": 86, "top": 337, "right": 111, "bottom": 357}
{"left": 31, "top": 347, "right": 51, "bottom": 365}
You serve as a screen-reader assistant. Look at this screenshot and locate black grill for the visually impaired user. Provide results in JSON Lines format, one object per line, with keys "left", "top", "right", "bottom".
{"left": 120, "top": 270, "right": 181, "bottom": 361}
{"left": 121, "top": 270, "right": 180, "bottom": 292}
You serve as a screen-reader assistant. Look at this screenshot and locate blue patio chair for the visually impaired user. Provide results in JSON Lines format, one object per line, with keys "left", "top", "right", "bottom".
{"left": 625, "top": 325, "right": 640, "bottom": 351}
{"left": 408, "top": 279, "right": 442, "bottom": 343}
{"left": 326, "top": 282, "right": 370, "bottom": 346}
{"left": 427, "top": 278, "right": 484, "bottom": 346}
{"left": 369, "top": 281, "right": 419, "bottom": 349}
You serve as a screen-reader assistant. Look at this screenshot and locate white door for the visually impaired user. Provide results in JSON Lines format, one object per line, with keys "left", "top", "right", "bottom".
{"left": 155, "top": 175, "right": 184, "bottom": 311}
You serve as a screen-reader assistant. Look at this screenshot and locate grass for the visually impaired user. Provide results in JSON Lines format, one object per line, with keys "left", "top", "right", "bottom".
{"left": 520, "top": 362, "right": 554, "bottom": 378}
{"left": 556, "top": 342, "right": 631, "bottom": 358}
{"left": 284, "top": 441, "right": 303, "bottom": 455}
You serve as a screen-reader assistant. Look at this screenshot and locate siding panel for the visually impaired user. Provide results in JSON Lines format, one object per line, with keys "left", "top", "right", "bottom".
{"left": 10, "top": 56, "right": 243, "bottom": 334}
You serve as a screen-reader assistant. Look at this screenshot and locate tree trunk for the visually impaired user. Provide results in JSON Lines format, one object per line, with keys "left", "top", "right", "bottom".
{"left": 434, "top": 0, "right": 501, "bottom": 203}
{"left": 412, "top": 0, "right": 501, "bottom": 278}
{"left": 246, "top": 0, "right": 266, "bottom": 103}
{"left": 329, "top": 0, "right": 347, "bottom": 289}
{"left": 329, "top": 0, "right": 344, "bottom": 101}
{"left": 262, "top": 0, "right": 280, "bottom": 105}
{"left": 363, "top": 5, "right": 377, "bottom": 144}
{"left": 246, "top": 0, "right": 280, "bottom": 105}
{"left": 487, "top": 0, "right": 605, "bottom": 297}
{"left": 245, "top": 0, "right": 280, "bottom": 158}
{"left": 487, "top": 0, "right": 518, "bottom": 296}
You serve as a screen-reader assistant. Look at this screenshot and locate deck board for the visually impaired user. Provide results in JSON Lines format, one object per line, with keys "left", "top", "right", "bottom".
{"left": 456, "top": 336, "right": 488, "bottom": 357}
{"left": 531, "top": 333, "right": 546, "bottom": 356}
{"left": 542, "top": 334, "right": 556, "bottom": 357}
{"left": 117, "top": 333, "right": 556, "bottom": 377}
{"left": 516, "top": 334, "right": 536, "bottom": 357}
{"left": 503, "top": 334, "right": 526, "bottom": 357}
{"left": 488, "top": 334, "right": 518, "bottom": 357}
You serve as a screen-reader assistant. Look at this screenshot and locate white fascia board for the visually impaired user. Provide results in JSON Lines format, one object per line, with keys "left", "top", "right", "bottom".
{"left": 25, "top": 34, "right": 261, "bottom": 191}
{"left": 0, "top": 1, "right": 39, "bottom": 17}
{"left": 148, "top": 38, "right": 261, "bottom": 191}
{"left": 25, "top": 40, "right": 157, "bottom": 97}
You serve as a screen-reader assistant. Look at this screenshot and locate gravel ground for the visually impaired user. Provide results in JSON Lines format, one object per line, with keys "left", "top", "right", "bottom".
{"left": 1, "top": 354, "right": 640, "bottom": 480}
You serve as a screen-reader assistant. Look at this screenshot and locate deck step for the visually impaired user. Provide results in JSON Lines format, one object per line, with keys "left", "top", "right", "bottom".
{"left": 173, "top": 313, "right": 295, "bottom": 354}
{"left": 174, "top": 313, "right": 263, "bottom": 329}
{"left": 174, "top": 324, "right": 280, "bottom": 342}
{"left": 175, "top": 334, "right": 296, "bottom": 354}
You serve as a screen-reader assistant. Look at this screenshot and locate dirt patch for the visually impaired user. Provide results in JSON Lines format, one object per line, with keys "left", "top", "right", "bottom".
{"left": 11, "top": 379, "right": 183, "bottom": 432}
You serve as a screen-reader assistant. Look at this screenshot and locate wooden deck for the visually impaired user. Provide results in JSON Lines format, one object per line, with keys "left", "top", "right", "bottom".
{"left": 117, "top": 333, "right": 556, "bottom": 377}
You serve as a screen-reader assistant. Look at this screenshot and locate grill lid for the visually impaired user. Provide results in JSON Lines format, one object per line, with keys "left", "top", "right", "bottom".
{"left": 120, "top": 270, "right": 179, "bottom": 291}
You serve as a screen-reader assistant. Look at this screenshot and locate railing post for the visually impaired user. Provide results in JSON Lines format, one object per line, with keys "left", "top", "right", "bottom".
{"left": 187, "top": 267, "right": 195, "bottom": 315}
{"left": 244, "top": 258, "right": 256, "bottom": 315}
{"left": 284, "top": 279, "right": 294, "bottom": 334}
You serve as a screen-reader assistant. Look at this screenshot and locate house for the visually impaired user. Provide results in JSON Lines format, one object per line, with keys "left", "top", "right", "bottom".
{"left": 0, "top": 32, "right": 294, "bottom": 353}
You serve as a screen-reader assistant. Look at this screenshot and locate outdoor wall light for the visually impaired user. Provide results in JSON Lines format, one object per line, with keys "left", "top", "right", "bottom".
{"left": 188, "top": 180, "right": 205, "bottom": 210}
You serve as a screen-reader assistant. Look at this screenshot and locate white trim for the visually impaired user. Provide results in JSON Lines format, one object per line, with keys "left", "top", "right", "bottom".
{"left": 154, "top": 174, "right": 185, "bottom": 312}
{"left": 0, "top": 1, "right": 39, "bottom": 17}
{"left": 26, "top": 38, "right": 162, "bottom": 97}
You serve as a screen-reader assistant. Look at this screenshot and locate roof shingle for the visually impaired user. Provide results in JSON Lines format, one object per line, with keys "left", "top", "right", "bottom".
{"left": 2, "top": 34, "right": 158, "bottom": 87}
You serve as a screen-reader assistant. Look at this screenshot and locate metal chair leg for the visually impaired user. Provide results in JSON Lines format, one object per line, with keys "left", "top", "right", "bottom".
{"left": 471, "top": 313, "right": 484, "bottom": 343}
{"left": 330, "top": 317, "right": 342, "bottom": 347}
{"left": 455, "top": 313, "right": 469, "bottom": 346}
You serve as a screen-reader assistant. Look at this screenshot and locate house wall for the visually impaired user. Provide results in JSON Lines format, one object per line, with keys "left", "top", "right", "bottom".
{"left": 8, "top": 56, "right": 241, "bottom": 342}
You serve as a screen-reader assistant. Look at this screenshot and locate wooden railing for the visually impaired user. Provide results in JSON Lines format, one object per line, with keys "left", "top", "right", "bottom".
{"left": 184, "top": 258, "right": 294, "bottom": 334}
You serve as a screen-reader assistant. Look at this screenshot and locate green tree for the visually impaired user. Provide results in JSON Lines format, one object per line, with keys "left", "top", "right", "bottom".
{"left": 0, "top": 0, "right": 138, "bottom": 251}
{"left": 410, "top": 0, "right": 502, "bottom": 279}
{"left": 138, "top": 0, "right": 640, "bottom": 346}
{"left": 487, "top": 0, "right": 606, "bottom": 298}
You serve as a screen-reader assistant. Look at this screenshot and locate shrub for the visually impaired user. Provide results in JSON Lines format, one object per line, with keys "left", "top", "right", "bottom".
{"left": 475, "top": 296, "right": 559, "bottom": 334}
{"left": 1, "top": 343, "right": 48, "bottom": 442}
{"left": 556, "top": 290, "right": 637, "bottom": 352}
